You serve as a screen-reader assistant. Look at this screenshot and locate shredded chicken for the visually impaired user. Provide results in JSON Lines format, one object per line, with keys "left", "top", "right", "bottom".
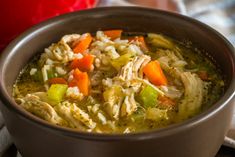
{"left": 178, "top": 72, "right": 207, "bottom": 119}
{"left": 60, "top": 34, "right": 81, "bottom": 44}
{"left": 40, "top": 34, "right": 82, "bottom": 64}
{"left": 87, "top": 104, "right": 107, "bottom": 125}
{"left": 55, "top": 101, "right": 96, "bottom": 130}
{"left": 118, "top": 55, "right": 151, "bottom": 81}
{"left": 16, "top": 94, "right": 67, "bottom": 126}
{"left": 103, "top": 55, "right": 152, "bottom": 118}
{"left": 121, "top": 93, "right": 137, "bottom": 117}
{"left": 157, "top": 49, "right": 207, "bottom": 119}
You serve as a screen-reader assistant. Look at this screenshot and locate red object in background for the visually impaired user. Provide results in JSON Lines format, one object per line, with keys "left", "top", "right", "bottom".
{"left": 0, "top": 0, "right": 97, "bottom": 52}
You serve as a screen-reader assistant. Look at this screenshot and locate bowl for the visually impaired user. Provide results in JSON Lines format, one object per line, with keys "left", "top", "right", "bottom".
{"left": 0, "top": 7, "right": 235, "bottom": 157}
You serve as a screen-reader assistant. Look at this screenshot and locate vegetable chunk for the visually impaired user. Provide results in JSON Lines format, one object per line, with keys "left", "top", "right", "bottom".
{"left": 73, "top": 33, "right": 92, "bottom": 53}
{"left": 104, "top": 29, "right": 122, "bottom": 40}
{"left": 47, "top": 84, "right": 68, "bottom": 104}
{"left": 139, "top": 85, "right": 158, "bottom": 108}
{"left": 143, "top": 61, "right": 168, "bottom": 86}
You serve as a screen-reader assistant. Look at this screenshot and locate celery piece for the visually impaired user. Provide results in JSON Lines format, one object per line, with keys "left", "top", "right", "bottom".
{"left": 111, "top": 53, "right": 133, "bottom": 70}
{"left": 47, "top": 84, "right": 68, "bottom": 104}
{"left": 32, "top": 71, "right": 43, "bottom": 82}
{"left": 47, "top": 68, "right": 56, "bottom": 79}
{"left": 147, "top": 33, "right": 174, "bottom": 49}
{"left": 139, "top": 85, "right": 158, "bottom": 108}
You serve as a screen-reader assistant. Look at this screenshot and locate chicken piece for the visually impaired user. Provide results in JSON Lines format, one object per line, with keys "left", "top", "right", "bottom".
{"left": 102, "top": 55, "right": 151, "bottom": 118}
{"left": 157, "top": 50, "right": 186, "bottom": 79}
{"left": 121, "top": 93, "right": 137, "bottom": 117}
{"left": 159, "top": 86, "right": 183, "bottom": 99}
{"left": 16, "top": 94, "right": 67, "bottom": 126}
{"left": 40, "top": 34, "right": 83, "bottom": 65}
{"left": 55, "top": 101, "right": 96, "bottom": 130}
{"left": 45, "top": 42, "right": 74, "bottom": 63}
{"left": 119, "top": 61, "right": 133, "bottom": 81}
{"left": 87, "top": 104, "right": 107, "bottom": 125}
{"left": 103, "top": 86, "right": 124, "bottom": 120}
{"left": 60, "top": 34, "right": 81, "bottom": 44}
{"left": 107, "top": 102, "right": 122, "bottom": 120}
{"left": 118, "top": 55, "right": 151, "bottom": 81}
{"left": 178, "top": 72, "right": 207, "bottom": 119}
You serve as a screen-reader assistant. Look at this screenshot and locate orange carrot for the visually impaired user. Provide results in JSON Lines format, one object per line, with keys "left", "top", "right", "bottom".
{"left": 129, "top": 36, "right": 148, "bottom": 51}
{"left": 69, "top": 68, "right": 90, "bottom": 96}
{"left": 73, "top": 33, "right": 93, "bottom": 53}
{"left": 143, "top": 60, "right": 168, "bottom": 86}
{"left": 73, "top": 68, "right": 82, "bottom": 79}
{"left": 70, "top": 54, "right": 94, "bottom": 72}
{"left": 48, "top": 78, "right": 67, "bottom": 85}
{"left": 70, "top": 59, "right": 79, "bottom": 69}
{"left": 69, "top": 68, "right": 82, "bottom": 87}
{"left": 104, "top": 29, "right": 122, "bottom": 40}
{"left": 68, "top": 79, "right": 79, "bottom": 88}
{"left": 76, "top": 72, "right": 90, "bottom": 96}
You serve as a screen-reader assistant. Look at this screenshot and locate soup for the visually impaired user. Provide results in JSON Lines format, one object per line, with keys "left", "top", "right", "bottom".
{"left": 13, "top": 30, "right": 224, "bottom": 133}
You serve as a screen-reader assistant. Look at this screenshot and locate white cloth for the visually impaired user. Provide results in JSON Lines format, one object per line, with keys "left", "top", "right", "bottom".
{"left": 0, "top": 111, "right": 22, "bottom": 157}
{"left": 224, "top": 113, "right": 235, "bottom": 148}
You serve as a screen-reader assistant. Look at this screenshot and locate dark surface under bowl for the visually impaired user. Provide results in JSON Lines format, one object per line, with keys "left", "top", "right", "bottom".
{"left": 0, "top": 7, "right": 235, "bottom": 157}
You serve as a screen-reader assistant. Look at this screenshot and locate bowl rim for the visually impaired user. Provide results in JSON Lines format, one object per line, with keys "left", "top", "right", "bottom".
{"left": 0, "top": 6, "right": 235, "bottom": 141}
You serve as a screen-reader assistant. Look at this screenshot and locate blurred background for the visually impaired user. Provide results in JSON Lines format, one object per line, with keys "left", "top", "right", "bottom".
{"left": 99, "top": 0, "right": 235, "bottom": 45}
{"left": 0, "top": 0, "right": 235, "bottom": 156}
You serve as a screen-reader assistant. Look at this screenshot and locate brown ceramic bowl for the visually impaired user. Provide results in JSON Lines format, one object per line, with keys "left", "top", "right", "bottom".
{"left": 0, "top": 7, "right": 235, "bottom": 157}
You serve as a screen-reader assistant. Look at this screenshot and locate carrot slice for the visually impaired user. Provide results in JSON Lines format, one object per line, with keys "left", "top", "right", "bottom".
{"left": 104, "top": 29, "right": 122, "bottom": 40}
{"left": 76, "top": 72, "right": 90, "bottom": 96}
{"left": 68, "top": 79, "right": 79, "bottom": 87}
{"left": 70, "top": 54, "right": 94, "bottom": 72}
{"left": 69, "top": 68, "right": 90, "bottom": 96}
{"left": 129, "top": 36, "right": 148, "bottom": 51}
{"left": 73, "top": 33, "right": 93, "bottom": 53}
{"left": 70, "top": 59, "right": 79, "bottom": 69}
{"left": 143, "top": 61, "right": 168, "bottom": 86}
{"left": 48, "top": 78, "right": 67, "bottom": 85}
{"left": 73, "top": 68, "right": 82, "bottom": 79}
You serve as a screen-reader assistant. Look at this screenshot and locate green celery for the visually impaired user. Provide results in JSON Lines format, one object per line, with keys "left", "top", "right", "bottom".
{"left": 111, "top": 53, "right": 133, "bottom": 70}
{"left": 47, "top": 84, "right": 68, "bottom": 104}
{"left": 147, "top": 33, "right": 174, "bottom": 49}
{"left": 32, "top": 71, "right": 43, "bottom": 82}
{"left": 47, "top": 68, "right": 56, "bottom": 79}
{"left": 139, "top": 85, "right": 158, "bottom": 108}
